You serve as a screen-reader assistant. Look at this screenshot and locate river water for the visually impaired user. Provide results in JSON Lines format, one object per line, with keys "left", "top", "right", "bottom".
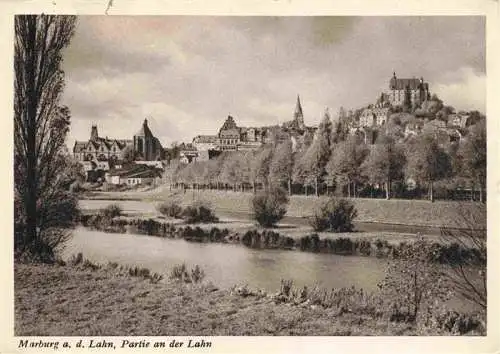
{"left": 64, "top": 227, "right": 388, "bottom": 292}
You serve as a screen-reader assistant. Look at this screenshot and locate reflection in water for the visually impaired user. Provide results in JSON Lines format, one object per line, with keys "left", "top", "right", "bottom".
{"left": 64, "top": 227, "right": 387, "bottom": 292}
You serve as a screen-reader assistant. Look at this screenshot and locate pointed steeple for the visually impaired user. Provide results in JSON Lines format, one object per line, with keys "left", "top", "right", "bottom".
{"left": 294, "top": 95, "right": 304, "bottom": 127}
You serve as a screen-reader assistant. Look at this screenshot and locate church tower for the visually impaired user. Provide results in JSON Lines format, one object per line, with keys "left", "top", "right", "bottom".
{"left": 294, "top": 95, "right": 305, "bottom": 128}
{"left": 90, "top": 125, "right": 98, "bottom": 140}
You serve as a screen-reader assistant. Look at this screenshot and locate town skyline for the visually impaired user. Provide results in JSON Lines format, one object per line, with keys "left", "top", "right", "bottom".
{"left": 62, "top": 16, "right": 485, "bottom": 149}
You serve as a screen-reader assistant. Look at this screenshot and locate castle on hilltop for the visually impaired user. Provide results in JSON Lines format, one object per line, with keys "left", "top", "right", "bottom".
{"left": 387, "top": 72, "right": 431, "bottom": 106}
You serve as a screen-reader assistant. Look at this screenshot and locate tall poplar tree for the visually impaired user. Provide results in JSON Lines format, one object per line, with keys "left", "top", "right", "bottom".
{"left": 14, "top": 15, "right": 77, "bottom": 254}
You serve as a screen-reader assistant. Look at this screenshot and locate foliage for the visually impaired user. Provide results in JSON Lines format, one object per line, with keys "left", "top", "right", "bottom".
{"left": 170, "top": 263, "right": 205, "bottom": 284}
{"left": 293, "top": 110, "right": 332, "bottom": 194}
{"left": 326, "top": 135, "right": 368, "bottom": 197}
{"left": 100, "top": 204, "right": 122, "bottom": 219}
{"left": 361, "top": 134, "right": 405, "bottom": 199}
{"left": 309, "top": 198, "right": 358, "bottom": 232}
{"left": 251, "top": 186, "right": 289, "bottom": 227}
{"left": 249, "top": 146, "right": 274, "bottom": 189}
{"left": 182, "top": 202, "right": 218, "bottom": 223}
{"left": 405, "top": 133, "right": 452, "bottom": 201}
{"left": 378, "top": 238, "right": 451, "bottom": 323}
{"left": 14, "top": 15, "right": 77, "bottom": 261}
{"left": 268, "top": 140, "right": 294, "bottom": 191}
{"left": 457, "top": 120, "right": 486, "bottom": 202}
{"left": 220, "top": 151, "right": 251, "bottom": 188}
{"left": 156, "top": 198, "right": 183, "bottom": 218}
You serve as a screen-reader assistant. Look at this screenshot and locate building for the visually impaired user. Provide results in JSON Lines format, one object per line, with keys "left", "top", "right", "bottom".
{"left": 449, "top": 113, "right": 471, "bottom": 129}
{"left": 404, "top": 120, "right": 424, "bottom": 138}
{"left": 179, "top": 143, "right": 199, "bottom": 163}
{"left": 133, "top": 119, "right": 164, "bottom": 161}
{"left": 387, "top": 72, "right": 430, "bottom": 107}
{"left": 188, "top": 95, "right": 313, "bottom": 156}
{"left": 72, "top": 125, "right": 133, "bottom": 162}
{"left": 192, "top": 135, "right": 218, "bottom": 151}
{"left": 282, "top": 95, "right": 306, "bottom": 132}
{"left": 359, "top": 107, "right": 390, "bottom": 127}
{"left": 106, "top": 164, "right": 162, "bottom": 186}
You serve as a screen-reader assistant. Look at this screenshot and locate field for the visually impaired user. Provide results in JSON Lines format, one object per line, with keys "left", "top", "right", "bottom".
{"left": 15, "top": 262, "right": 483, "bottom": 336}
{"left": 84, "top": 187, "right": 485, "bottom": 228}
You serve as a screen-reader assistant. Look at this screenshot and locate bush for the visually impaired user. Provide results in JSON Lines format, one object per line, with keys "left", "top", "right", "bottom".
{"left": 309, "top": 198, "right": 357, "bottom": 232}
{"left": 378, "top": 239, "right": 451, "bottom": 323}
{"left": 182, "top": 202, "right": 218, "bottom": 223}
{"left": 100, "top": 204, "right": 122, "bottom": 219}
{"left": 251, "top": 187, "right": 289, "bottom": 227}
{"left": 170, "top": 263, "right": 205, "bottom": 283}
{"left": 156, "top": 199, "right": 183, "bottom": 218}
{"left": 69, "top": 181, "right": 84, "bottom": 194}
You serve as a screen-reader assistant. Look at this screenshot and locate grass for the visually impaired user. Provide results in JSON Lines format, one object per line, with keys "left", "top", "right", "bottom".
{"left": 84, "top": 188, "right": 484, "bottom": 228}
{"left": 14, "top": 262, "right": 485, "bottom": 336}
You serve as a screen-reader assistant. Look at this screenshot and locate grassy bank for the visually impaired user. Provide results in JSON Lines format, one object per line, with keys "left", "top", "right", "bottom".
{"left": 84, "top": 189, "right": 485, "bottom": 228}
{"left": 15, "top": 262, "right": 485, "bottom": 336}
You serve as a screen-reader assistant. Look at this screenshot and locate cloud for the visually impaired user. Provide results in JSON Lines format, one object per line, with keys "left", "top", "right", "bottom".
{"left": 433, "top": 67, "right": 486, "bottom": 112}
{"left": 62, "top": 16, "right": 486, "bottom": 150}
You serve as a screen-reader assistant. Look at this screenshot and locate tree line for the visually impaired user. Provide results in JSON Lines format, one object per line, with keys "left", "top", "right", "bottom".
{"left": 169, "top": 111, "right": 486, "bottom": 203}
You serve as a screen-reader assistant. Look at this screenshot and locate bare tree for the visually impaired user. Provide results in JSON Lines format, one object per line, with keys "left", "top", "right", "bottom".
{"left": 14, "top": 15, "right": 77, "bottom": 254}
{"left": 440, "top": 204, "right": 486, "bottom": 310}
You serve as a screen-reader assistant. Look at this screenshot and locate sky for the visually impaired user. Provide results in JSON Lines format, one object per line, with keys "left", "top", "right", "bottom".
{"left": 61, "top": 16, "right": 486, "bottom": 149}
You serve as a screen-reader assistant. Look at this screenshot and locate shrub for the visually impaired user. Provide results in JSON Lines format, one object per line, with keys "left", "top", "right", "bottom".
{"left": 191, "top": 265, "right": 205, "bottom": 283}
{"left": 309, "top": 198, "right": 357, "bottom": 232}
{"left": 378, "top": 238, "right": 451, "bottom": 323}
{"left": 100, "top": 204, "right": 122, "bottom": 219}
{"left": 69, "top": 181, "right": 83, "bottom": 194}
{"left": 156, "top": 199, "right": 183, "bottom": 218}
{"left": 251, "top": 187, "right": 289, "bottom": 227}
{"left": 170, "top": 263, "right": 189, "bottom": 281}
{"left": 170, "top": 263, "right": 206, "bottom": 284}
{"left": 182, "top": 202, "right": 218, "bottom": 223}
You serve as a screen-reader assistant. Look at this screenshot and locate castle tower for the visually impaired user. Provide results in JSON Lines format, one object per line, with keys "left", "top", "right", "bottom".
{"left": 90, "top": 125, "right": 98, "bottom": 140}
{"left": 294, "top": 95, "right": 304, "bottom": 128}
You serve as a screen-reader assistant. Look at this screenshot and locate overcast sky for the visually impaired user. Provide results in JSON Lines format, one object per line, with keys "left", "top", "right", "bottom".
{"left": 61, "top": 16, "right": 485, "bottom": 148}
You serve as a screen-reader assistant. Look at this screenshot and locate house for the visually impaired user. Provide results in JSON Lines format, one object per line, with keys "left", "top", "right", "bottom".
{"left": 359, "top": 107, "right": 390, "bottom": 127}
{"left": 449, "top": 113, "right": 471, "bottom": 129}
{"left": 423, "top": 119, "right": 446, "bottom": 133}
{"left": 192, "top": 135, "right": 218, "bottom": 151}
{"left": 106, "top": 164, "right": 162, "bottom": 186}
{"left": 179, "top": 143, "right": 199, "bottom": 163}
{"left": 80, "top": 160, "right": 110, "bottom": 182}
{"left": 404, "top": 120, "right": 424, "bottom": 138}
{"left": 135, "top": 160, "right": 165, "bottom": 169}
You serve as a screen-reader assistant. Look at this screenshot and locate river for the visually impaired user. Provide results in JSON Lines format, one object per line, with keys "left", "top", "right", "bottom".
{"left": 64, "top": 227, "right": 388, "bottom": 292}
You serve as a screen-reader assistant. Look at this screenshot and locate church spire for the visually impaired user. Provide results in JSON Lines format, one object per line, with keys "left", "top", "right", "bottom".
{"left": 294, "top": 95, "right": 304, "bottom": 126}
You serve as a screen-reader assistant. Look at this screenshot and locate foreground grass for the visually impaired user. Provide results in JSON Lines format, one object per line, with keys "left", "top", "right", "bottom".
{"left": 15, "top": 262, "right": 484, "bottom": 336}
{"left": 84, "top": 189, "right": 484, "bottom": 228}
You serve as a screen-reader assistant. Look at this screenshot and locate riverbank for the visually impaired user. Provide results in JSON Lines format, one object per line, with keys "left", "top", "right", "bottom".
{"left": 79, "top": 213, "right": 482, "bottom": 264}
{"left": 82, "top": 188, "right": 485, "bottom": 228}
{"left": 14, "top": 262, "right": 485, "bottom": 336}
